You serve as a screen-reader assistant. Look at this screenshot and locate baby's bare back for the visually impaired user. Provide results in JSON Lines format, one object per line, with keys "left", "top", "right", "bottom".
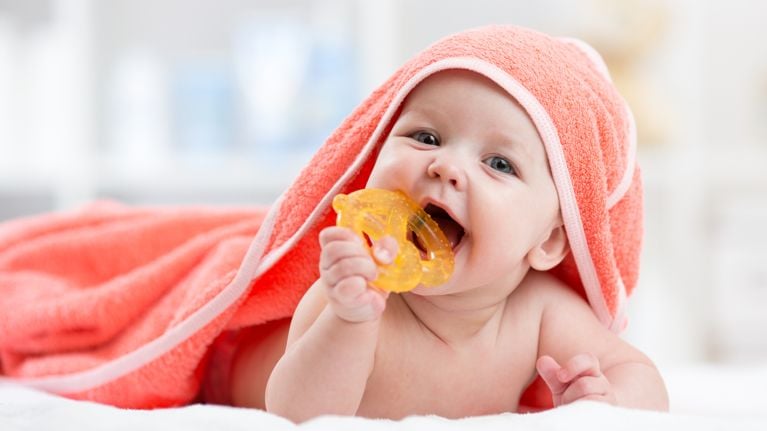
{"left": 354, "top": 293, "right": 540, "bottom": 419}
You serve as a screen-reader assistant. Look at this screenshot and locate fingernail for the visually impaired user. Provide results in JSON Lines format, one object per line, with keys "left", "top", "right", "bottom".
{"left": 375, "top": 248, "right": 392, "bottom": 263}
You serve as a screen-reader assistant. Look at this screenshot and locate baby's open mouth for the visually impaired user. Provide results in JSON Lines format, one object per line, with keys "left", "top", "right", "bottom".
{"left": 408, "top": 203, "right": 465, "bottom": 258}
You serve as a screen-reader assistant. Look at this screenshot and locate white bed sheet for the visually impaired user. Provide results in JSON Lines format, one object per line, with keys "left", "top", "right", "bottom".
{"left": 1, "top": 365, "right": 765, "bottom": 431}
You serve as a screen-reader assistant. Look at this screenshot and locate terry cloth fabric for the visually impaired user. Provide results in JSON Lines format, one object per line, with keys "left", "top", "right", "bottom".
{"left": 0, "top": 25, "right": 641, "bottom": 409}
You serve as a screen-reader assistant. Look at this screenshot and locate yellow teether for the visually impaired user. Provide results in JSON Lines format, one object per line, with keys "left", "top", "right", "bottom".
{"left": 332, "top": 189, "right": 455, "bottom": 293}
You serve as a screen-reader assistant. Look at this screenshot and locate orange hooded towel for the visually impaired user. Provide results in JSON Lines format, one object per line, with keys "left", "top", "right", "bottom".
{"left": 0, "top": 25, "right": 641, "bottom": 409}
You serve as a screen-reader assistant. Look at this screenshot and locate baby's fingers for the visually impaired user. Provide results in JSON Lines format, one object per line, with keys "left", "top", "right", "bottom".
{"left": 558, "top": 353, "right": 602, "bottom": 382}
{"left": 328, "top": 284, "right": 386, "bottom": 323}
{"left": 560, "top": 375, "right": 614, "bottom": 405}
{"left": 320, "top": 240, "right": 369, "bottom": 271}
{"left": 323, "top": 256, "right": 378, "bottom": 287}
{"left": 372, "top": 236, "right": 399, "bottom": 265}
{"left": 319, "top": 226, "right": 363, "bottom": 247}
{"left": 536, "top": 355, "right": 567, "bottom": 397}
{"left": 328, "top": 276, "right": 368, "bottom": 304}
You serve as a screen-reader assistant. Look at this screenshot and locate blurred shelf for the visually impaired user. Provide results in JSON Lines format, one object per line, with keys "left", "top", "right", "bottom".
{"left": 0, "top": 189, "right": 56, "bottom": 221}
{"left": 704, "top": 146, "right": 767, "bottom": 187}
{"left": 0, "top": 149, "right": 316, "bottom": 209}
{"left": 1, "top": 0, "right": 383, "bottom": 212}
{"left": 639, "top": 143, "right": 767, "bottom": 189}
{"left": 94, "top": 150, "right": 312, "bottom": 194}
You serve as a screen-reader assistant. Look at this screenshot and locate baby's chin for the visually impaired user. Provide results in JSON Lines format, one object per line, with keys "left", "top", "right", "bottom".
{"left": 407, "top": 283, "right": 453, "bottom": 296}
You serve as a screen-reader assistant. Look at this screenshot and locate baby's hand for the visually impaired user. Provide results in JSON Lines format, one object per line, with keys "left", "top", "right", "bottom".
{"left": 318, "top": 226, "right": 397, "bottom": 323}
{"left": 536, "top": 353, "right": 617, "bottom": 407}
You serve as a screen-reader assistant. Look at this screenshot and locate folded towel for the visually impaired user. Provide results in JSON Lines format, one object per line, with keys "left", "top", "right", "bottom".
{"left": 0, "top": 201, "right": 271, "bottom": 406}
{"left": 0, "top": 25, "right": 640, "bottom": 409}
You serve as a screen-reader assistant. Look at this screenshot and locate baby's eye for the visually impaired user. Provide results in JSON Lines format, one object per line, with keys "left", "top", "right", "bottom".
{"left": 411, "top": 131, "right": 440, "bottom": 146}
{"left": 483, "top": 156, "right": 516, "bottom": 175}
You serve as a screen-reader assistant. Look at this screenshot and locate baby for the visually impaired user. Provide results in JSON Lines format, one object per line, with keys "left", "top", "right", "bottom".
{"left": 225, "top": 26, "right": 668, "bottom": 421}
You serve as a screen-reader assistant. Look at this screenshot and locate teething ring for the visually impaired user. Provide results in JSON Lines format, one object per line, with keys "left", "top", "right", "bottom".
{"left": 332, "top": 189, "right": 455, "bottom": 293}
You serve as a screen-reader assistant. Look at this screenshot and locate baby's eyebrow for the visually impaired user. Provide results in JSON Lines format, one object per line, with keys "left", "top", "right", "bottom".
{"left": 395, "top": 109, "right": 422, "bottom": 123}
{"left": 491, "top": 130, "right": 536, "bottom": 162}
{"left": 397, "top": 104, "right": 445, "bottom": 124}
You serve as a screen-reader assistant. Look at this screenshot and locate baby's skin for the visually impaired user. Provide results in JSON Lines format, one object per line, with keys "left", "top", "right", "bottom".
{"left": 234, "top": 70, "right": 668, "bottom": 422}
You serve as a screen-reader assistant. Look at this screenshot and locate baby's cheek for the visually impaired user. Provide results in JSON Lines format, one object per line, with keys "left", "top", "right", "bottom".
{"left": 478, "top": 228, "right": 528, "bottom": 262}
{"left": 365, "top": 144, "right": 400, "bottom": 185}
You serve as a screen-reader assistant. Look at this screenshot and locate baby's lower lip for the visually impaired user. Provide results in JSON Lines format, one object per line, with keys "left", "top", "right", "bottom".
{"left": 410, "top": 236, "right": 461, "bottom": 259}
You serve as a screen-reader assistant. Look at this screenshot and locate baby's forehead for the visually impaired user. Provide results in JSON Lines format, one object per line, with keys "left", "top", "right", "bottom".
{"left": 403, "top": 69, "right": 511, "bottom": 104}
{"left": 399, "top": 70, "right": 532, "bottom": 126}
{"left": 400, "top": 70, "right": 540, "bottom": 136}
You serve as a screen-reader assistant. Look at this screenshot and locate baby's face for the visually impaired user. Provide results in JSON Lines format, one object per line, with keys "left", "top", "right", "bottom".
{"left": 366, "top": 70, "right": 563, "bottom": 297}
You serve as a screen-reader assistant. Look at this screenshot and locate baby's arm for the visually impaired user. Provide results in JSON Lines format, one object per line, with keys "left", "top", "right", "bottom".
{"left": 265, "top": 227, "right": 394, "bottom": 422}
{"left": 533, "top": 276, "right": 668, "bottom": 411}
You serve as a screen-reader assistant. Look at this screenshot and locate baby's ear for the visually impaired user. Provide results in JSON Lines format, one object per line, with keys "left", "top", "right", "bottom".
{"left": 527, "top": 224, "right": 569, "bottom": 271}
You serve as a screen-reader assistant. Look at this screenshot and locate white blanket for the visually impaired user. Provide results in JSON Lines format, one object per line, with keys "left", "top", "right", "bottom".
{"left": 1, "top": 365, "right": 765, "bottom": 431}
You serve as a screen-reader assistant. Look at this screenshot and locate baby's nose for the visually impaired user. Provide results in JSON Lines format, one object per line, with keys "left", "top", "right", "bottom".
{"left": 426, "top": 156, "right": 467, "bottom": 190}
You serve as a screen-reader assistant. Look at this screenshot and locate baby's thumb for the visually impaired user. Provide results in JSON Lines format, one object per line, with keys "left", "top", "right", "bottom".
{"left": 536, "top": 355, "right": 567, "bottom": 396}
{"left": 372, "top": 236, "right": 399, "bottom": 265}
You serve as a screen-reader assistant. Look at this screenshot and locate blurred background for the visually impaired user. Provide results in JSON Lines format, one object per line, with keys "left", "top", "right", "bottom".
{"left": 0, "top": 0, "right": 765, "bottom": 368}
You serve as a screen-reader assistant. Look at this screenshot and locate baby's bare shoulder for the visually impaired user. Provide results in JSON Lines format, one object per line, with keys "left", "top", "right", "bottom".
{"left": 504, "top": 271, "right": 603, "bottom": 352}
{"left": 496, "top": 271, "right": 582, "bottom": 349}
{"left": 510, "top": 270, "right": 581, "bottom": 311}
{"left": 529, "top": 272, "right": 644, "bottom": 369}
{"left": 515, "top": 271, "right": 602, "bottom": 334}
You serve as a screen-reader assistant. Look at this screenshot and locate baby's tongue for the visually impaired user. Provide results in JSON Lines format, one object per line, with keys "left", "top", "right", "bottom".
{"left": 432, "top": 215, "right": 462, "bottom": 249}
